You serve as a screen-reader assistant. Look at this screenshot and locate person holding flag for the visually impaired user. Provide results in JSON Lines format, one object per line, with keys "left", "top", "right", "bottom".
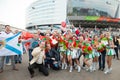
{"left": 0, "top": 25, "right": 20, "bottom": 73}
{"left": 71, "top": 24, "right": 80, "bottom": 36}
{"left": 21, "top": 33, "right": 40, "bottom": 62}
{"left": 14, "top": 30, "right": 22, "bottom": 64}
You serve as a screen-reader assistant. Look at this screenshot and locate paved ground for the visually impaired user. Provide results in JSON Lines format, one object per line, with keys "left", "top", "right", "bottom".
{"left": 0, "top": 53, "right": 120, "bottom": 80}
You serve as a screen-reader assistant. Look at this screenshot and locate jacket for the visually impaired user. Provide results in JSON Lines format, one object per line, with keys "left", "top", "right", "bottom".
{"left": 45, "top": 48, "right": 59, "bottom": 61}
{"left": 30, "top": 47, "right": 45, "bottom": 65}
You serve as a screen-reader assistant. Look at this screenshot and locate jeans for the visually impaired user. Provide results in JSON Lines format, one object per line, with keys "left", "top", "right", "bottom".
{"left": 6, "top": 56, "right": 10, "bottom": 64}
{"left": 45, "top": 59, "right": 59, "bottom": 70}
{"left": 0, "top": 56, "right": 15, "bottom": 70}
{"left": 14, "top": 55, "right": 22, "bottom": 63}
{"left": 99, "top": 50, "right": 106, "bottom": 69}
{"left": 22, "top": 42, "right": 27, "bottom": 54}
{"left": 114, "top": 47, "right": 119, "bottom": 58}
{"left": 28, "top": 49, "right": 33, "bottom": 61}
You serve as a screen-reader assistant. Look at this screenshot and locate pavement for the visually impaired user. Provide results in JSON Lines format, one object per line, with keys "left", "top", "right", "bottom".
{"left": 0, "top": 53, "right": 120, "bottom": 80}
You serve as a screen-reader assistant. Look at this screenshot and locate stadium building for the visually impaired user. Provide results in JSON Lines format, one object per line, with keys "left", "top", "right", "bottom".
{"left": 26, "top": 0, "right": 120, "bottom": 32}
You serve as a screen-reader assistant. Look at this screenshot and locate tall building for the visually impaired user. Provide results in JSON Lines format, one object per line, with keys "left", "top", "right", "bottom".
{"left": 26, "top": 0, "right": 67, "bottom": 32}
{"left": 26, "top": 0, "right": 120, "bottom": 32}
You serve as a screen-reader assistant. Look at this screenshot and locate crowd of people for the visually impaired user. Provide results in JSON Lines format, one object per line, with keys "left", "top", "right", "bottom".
{"left": 0, "top": 25, "right": 120, "bottom": 78}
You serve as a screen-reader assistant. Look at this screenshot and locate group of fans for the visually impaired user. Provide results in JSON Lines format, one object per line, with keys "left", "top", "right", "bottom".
{"left": 21, "top": 26, "right": 120, "bottom": 78}
{"left": 0, "top": 25, "right": 120, "bottom": 78}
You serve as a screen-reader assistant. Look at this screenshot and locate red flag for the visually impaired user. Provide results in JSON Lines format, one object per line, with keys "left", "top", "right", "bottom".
{"left": 21, "top": 31, "right": 33, "bottom": 39}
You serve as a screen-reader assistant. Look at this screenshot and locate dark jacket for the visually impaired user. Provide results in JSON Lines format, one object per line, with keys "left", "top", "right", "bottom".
{"left": 113, "top": 39, "right": 119, "bottom": 47}
{"left": 45, "top": 48, "right": 59, "bottom": 61}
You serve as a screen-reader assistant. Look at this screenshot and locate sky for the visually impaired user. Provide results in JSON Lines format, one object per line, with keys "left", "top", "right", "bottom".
{"left": 0, "top": 0, "right": 37, "bottom": 29}
{"left": 0, "top": 0, "right": 120, "bottom": 29}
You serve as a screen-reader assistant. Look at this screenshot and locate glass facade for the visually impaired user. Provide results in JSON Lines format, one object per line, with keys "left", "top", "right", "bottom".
{"left": 26, "top": 0, "right": 120, "bottom": 32}
{"left": 67, "top": 0, "right": 119, "bottom": 18}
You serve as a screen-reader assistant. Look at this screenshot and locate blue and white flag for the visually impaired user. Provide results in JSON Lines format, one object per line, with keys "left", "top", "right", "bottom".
{"left": 0, "top": 32, "right": 23, "bottom": 56}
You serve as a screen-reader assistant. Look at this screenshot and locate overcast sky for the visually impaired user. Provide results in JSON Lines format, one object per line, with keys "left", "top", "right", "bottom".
{"left": 0, "top": 0, "right": 120, "bottom": 29}
{"left": 0, "top": 0, "right": 36, "bottom": 29}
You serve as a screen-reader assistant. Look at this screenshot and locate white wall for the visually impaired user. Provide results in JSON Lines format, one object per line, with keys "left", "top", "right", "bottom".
{"left": 26, "top": 0, "right": 67, "bottom": 27}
